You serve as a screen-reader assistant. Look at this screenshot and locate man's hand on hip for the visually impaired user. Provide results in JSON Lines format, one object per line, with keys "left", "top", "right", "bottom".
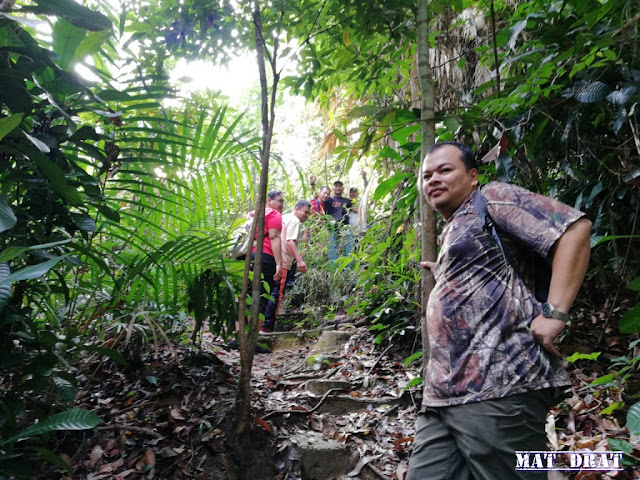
{"left": 530, "top": 315, "right": 565, "bottom": 358}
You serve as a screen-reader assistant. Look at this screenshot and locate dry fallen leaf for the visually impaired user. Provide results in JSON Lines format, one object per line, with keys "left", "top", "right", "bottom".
{"left": 170, "top": 408, "right": 185, "bottom": 420}
{"left": 98, "top": 457, "right": 124, "bottom": 473}
{"left": 59, "top": 453, "right": 72, "bottom": 468}
{"left": 87, "top": 445, "right": 104, "bottom": 468}
{"left": 546, "top": 414, "right": 559, "bottom": 450}
{"left": 255, "top": 416, "right": 272, "bottom": 434}
{"left": 142, "top": 449, "right": 155, "bottom": 467}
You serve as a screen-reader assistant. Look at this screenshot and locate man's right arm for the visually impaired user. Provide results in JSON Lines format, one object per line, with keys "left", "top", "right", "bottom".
{"left": 287, "top": 239, "right": 306, "bottom": 273}
{"left": 530, "top": 217, "right": 592, "bottom": 357}
{"left": 269, "top": 228, "right": 283, "bottom": 280}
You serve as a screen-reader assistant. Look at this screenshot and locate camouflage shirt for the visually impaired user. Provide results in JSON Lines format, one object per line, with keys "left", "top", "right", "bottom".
{"left": 423, "top": 182, "right": 585, "bottom": 407}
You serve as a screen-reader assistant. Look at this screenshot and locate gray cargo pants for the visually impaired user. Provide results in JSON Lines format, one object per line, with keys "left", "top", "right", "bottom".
{"left": 407, "top": 388, "right": 565, "bottom": 480}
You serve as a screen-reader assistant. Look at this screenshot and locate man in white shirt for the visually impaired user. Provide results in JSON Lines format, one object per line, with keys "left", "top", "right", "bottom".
{"left": 261, "top": 200, "right": 312, "bottom": 333}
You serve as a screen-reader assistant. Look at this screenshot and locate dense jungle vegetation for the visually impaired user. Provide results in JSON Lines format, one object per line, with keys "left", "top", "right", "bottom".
{"left": 1, "top": 0, "right": 640, "bottom": 478}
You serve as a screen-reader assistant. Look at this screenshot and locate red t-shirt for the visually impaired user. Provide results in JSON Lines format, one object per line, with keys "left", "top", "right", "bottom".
{"left": 311, "top": 198, "right": 325, "bottom": 213}
{"left": 252, "top": 207, "right": 282, "bottom": 257}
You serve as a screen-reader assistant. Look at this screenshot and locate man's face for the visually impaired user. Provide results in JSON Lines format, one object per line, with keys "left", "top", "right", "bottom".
{"left": 349, "top": 189, "right": 358, "bottom": 200}
{"left": 319, "top": 187, "right": 331, "bottom": 202}
{"left": 268, "top": 194, "right": 285, "bottom": 212}
{"left": 422, "top": 145, "right": 478, "bottom": 220}
{"left": 296, "top": 206, "right": 311, "bottom": 223}
{"left": 333, "top": 184, "right": 344, "bottom": 196}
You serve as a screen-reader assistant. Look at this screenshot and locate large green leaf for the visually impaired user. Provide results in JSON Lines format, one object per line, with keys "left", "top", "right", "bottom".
{"left": 0, "top": 256, "right": 68, "bottom": 287}
{"left": 31, "top": 153, "right": 82, "bottom": 205}
{"left": 0, "top": 240, "right": 71, "bottom": 263}
{"left": 33, "top": 0, "right": 112, "bottom": 31}
{"left": 52, "top": 17, "right": 86, "bottom": 70}
{"left": 619, "top": 303, "right": 640, "bottom": 334}
{"left": 0, "top": 76, "right": 32, "bottom": 113}
{"left": 373, "top": 172, "right": 412, "bottom": 201}
{"left": 627, "top": 401, "right": 640, "bottom": 435}
{"left": 74, "top": 30, "right": 112, "bottom": 60}
{"left": 0, "top": 113, "right": 23, "bottom": 141}
{"left": 0, "top": 196, "right": 17, "bottom": 233}
{"left": 0, "top": 408, "right": 101, "bottom": 445}
{"left": 0, "top": 263, "right": 11, "bottom": 311}
{"left": 22, "top": 130, "right": 50, "bottom": 153}
{"left": 70, "top": 213, "right": 97, "bottom": 232}
{"left": 28, "top": 447, "right": 72, "bottom": 474}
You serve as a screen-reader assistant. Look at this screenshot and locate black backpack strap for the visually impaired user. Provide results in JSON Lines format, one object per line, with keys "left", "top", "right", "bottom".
{"left": 473, "top": 189, "right": 551, "bottom": 302}
{"left": 472, "top": 190, "right": 517, "bottom": 269}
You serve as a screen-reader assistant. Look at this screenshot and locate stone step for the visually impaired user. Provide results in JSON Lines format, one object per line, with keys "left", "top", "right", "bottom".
{"left": 258, "top": 329, "right": 321, "bottom": 350}
{"left": 289, "top": 432, "right": 356, "bottom": 480}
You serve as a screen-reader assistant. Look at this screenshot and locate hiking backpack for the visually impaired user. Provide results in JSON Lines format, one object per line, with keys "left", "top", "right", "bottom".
{"left": 472, "top": 191, "right": 552, "bottom": 303}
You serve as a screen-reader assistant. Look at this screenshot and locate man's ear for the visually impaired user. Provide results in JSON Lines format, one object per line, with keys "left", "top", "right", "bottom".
{"left": 470, "top": 168, "right": 479, "bottom": 187}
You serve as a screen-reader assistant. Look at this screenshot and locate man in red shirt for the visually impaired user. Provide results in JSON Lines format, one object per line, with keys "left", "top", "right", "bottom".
{"left": 311, "top": 185, "right": 331, "bottom": 214}
{"left": 253, "top": 190, "right": 284, "bottom": 331}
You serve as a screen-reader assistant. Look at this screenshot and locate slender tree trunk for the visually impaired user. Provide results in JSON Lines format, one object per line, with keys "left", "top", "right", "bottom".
{"left": 233, "top": 3, "right": 282, "bottom": 441}
{"left": 490, "top": 0, "right": 501, "bottom": 97}
{"left": 416, "top": 0, "right": 437, "bottom": 367}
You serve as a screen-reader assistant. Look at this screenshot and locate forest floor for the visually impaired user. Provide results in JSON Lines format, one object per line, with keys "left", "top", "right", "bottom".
{"left": 45, "top": 308, "right": 640, "bottom": 480}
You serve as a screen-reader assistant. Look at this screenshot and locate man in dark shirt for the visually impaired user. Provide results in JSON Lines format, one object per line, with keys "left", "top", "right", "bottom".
{"left": 325, "top": 181, "right": 357, "bottom": 264}
{"left": 407, "top": 142, "right": 592, "bottom": 480}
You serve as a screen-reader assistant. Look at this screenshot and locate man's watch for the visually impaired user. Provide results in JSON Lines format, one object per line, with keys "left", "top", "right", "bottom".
{"left": 541, "top": 302, "right": 570, "bottom": 322}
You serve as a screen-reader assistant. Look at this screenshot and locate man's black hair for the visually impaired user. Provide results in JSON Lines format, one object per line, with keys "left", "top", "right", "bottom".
{"left": 349, "top": 187, "right": 358, "bottom": 193}
{"left": 333, "top": 180, "right": 344, "bottom": 186}
{"left": 267, "top": 190, "right": 282, "bottom": 199}
{"left": 295, "top": 199, "right": 311, "bottom": 209}
{"left": 426, "top": 141, "right": 478, "bottom": 171}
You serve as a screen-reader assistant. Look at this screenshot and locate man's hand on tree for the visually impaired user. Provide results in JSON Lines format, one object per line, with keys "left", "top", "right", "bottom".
{"left": 421, "top": 261, "right": 436, "bottom": 276}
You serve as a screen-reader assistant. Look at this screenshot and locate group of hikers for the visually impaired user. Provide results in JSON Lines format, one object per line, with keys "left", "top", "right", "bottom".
{"left": 235, "top": 141, "right": 593, "bottom": 479}
{"left": 242, "top": 176, "right": 365, "bottom": 335}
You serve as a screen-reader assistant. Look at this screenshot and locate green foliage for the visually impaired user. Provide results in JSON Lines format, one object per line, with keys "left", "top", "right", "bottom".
{"left": 292, "top": 220, "right": 358, "bottom": 317}
{"left": 349, "top": 215, "right": 421, "bottom": 344}
{"left": 566, "top": 351, "right": 601, "bottom": 363}
{"left": 607, "top": 401, "right": 640, "bottom": 466}
{"left": 619, "top": 303, "right": 640, "bottom": 334}
{"left": 0, "top": 408, "right": 101, "bottom": 446}
{"left": 463, "top": 0, "right": 640, "bottom": 293}
{"left": 0, "top": 407, "right": 100, "bottom": 476}
{"left": 627, "top": 401, "right": 640, "bottom": 436}
{"left": 283, "top": 0, "right": 417, "bottom": 103}
{"left": 0, "top": 0, "right": 264, "bottom": 474}
{"left": 186, "top": 264, "right": 240, "bottom": 342}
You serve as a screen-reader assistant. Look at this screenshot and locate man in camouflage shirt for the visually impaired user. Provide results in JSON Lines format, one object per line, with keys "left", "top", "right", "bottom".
{"left": 407, "top": 142, "right": 592, "bottom": 479}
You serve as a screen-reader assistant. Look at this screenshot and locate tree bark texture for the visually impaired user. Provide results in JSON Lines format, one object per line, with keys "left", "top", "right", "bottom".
{"left": 415, "top": 0, "right": 437, "bottom": 368}
{"left": 233, "top": 4, "right": 282, "bottom": 441}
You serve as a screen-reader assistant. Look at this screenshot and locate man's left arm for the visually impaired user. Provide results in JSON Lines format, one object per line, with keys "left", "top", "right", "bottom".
{"left": 530, "top": 217, "right": 592, "bottom": 357}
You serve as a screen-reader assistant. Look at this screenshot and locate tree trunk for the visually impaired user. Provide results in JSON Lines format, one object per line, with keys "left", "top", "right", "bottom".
{"left": 416, "top": 0, "right": 437, "bottom": 369}
{"left": 233, "top": 3, "right": 283, "bottom": 441}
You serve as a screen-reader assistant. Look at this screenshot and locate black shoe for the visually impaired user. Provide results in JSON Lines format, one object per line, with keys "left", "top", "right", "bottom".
{"left": 255, "top": 344, "right": 272, "bottom": 354}
{"left": 226, "top": 339, "right": 271, "bottom": 354}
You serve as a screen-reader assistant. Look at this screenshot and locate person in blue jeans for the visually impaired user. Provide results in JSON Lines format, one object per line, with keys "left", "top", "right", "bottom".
{"left": 326, "top": 181, "right": 357, "bottom": 264}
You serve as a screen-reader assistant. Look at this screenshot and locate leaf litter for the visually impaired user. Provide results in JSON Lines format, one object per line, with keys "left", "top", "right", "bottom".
{"left": 38, "top": 314, "right": 640, "bottom": 480}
